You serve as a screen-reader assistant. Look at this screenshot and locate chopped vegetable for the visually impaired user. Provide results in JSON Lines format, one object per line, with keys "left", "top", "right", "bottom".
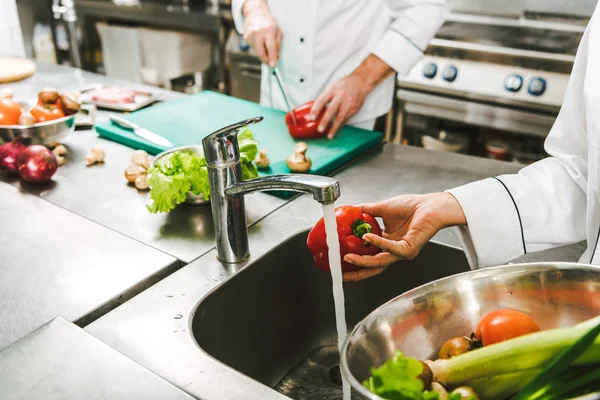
{"left": 474, "top": 309, "right": 540, "bottom": 347}
{"left": 86, "top": 147, "right": 105, "bottom": 166}
{"left": 363, "top": 351, "right": 463, "bottom": 400}
{"left": 286, "top": 142, "right": 312, "bottom": 173}
{"left": 146, "top": 128, "right": 259, "bottom": 213}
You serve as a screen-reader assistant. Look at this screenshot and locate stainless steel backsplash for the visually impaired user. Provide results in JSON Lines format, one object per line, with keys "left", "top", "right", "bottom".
{"left": 448, "top": 0, "right": 598, "bottom": 18}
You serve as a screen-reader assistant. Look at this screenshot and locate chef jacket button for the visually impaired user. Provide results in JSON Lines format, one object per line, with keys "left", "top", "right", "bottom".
{"left": 300, "top": 37, "right": 304, "bottom": 43}
{"left": 300, "top": 78, "right": 305, "bottom": 83}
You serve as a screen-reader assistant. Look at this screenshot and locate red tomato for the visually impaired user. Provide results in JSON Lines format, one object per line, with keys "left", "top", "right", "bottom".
{"left": 30, "top": 103, "right": 65, "bottom": 123}
{"left": 474, "top": 309, "right": 540, "bottom": 346}
{"left": 0, "top": 98, "right": 22, "bottom": 125}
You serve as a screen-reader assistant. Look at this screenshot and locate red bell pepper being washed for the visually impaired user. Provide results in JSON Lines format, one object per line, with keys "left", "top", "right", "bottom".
{"left": 307, "top": 205, "right": 383, "bottom": 273}
{"left": 285, "top": 101, "right": 329, "bottom": 139}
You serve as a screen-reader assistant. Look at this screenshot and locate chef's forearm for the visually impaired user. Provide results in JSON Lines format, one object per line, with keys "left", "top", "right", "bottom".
{"left": 351, "top": 54, "right": 394, "bottom": 94}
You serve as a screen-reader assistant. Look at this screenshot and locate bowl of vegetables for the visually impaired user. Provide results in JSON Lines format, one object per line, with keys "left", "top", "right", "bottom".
{"left": 0, "top": 88, "right": 80, "bottom": 146}
{"left": 341, "top": 262, "right": 600, "bottom": 400}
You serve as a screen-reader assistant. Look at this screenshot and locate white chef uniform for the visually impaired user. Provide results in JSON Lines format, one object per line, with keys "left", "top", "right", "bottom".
{"left": 232, "top": 0, "right": 447, "bottom": 129}
{"left": 448, "top": 1, "right": 600, "bottom": 268}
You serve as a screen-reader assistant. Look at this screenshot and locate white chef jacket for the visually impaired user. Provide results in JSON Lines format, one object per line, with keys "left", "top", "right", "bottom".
{"left": 0, "top": 0, "right": 25, "bottom": 58}
{"left": 448, "top": 1, "right": 600, "bottom": 269}
{"left": 232, "top": 0, "right": 447, "bottom": 125}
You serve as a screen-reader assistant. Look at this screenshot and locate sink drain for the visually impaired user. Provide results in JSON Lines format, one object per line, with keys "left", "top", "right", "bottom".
{"left": 328, "top": 365, "right": 342, "bottom": 386}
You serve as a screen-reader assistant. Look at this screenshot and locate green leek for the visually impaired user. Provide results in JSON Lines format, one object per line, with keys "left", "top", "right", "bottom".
{"left": 429, "top": 316, "right": 600, "bottom": 387}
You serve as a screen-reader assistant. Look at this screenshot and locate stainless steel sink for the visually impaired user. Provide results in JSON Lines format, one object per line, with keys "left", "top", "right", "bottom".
{"left": 192, "top": 230, "right": 470, "bottom": 399}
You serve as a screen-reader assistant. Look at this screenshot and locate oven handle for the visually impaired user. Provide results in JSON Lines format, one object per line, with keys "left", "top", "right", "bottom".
{"left": 397, "top": 89, "right": 556, "bottom": 138}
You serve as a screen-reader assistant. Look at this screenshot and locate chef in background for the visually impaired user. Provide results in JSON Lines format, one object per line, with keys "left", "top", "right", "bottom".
{"left": 0, "top": 0, "right": 26, "bottom": 58}
{"left": 232, "top": 0, "right": 447, "bottom": 137}
{"left": 343, "top": 2, "right": 600, "bottom": 281}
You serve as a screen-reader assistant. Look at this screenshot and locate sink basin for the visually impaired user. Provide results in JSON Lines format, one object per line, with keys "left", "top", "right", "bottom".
{"left": 192, "top": 230, "right": 470, "bottom": 399}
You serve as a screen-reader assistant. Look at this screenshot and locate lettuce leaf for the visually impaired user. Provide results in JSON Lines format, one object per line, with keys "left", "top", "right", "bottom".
{"left": 146, "top": 128, "right": 260, "bottom": 214}
{"left": 363, "top": 351, "right": 462, "bottom": 400}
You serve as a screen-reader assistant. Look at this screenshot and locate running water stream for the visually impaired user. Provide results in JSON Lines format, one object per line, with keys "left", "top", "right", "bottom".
{"left": 322, "top": 203, "right": 351, "bottom": 400}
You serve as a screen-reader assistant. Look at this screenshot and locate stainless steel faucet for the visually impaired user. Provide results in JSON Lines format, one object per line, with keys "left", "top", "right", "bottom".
{"left": 202, "top": 117, "right": 341, "bottom": 263}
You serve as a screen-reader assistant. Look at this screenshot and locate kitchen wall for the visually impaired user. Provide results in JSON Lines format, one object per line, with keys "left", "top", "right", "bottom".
{"left": 448, "top": 0, "right": 597, "bottom": 18}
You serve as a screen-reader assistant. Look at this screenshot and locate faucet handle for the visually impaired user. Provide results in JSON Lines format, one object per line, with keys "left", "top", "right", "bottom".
{"left": 202, "top": 117, "right": 263, "bottom": 167}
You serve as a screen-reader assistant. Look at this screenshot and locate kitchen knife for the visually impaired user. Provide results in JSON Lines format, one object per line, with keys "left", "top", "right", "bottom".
{"left": 272, "top": 67, "right": 297, "bottom": 125}
{"left": 109, "top": 115, "right": 173, "bottom": 148}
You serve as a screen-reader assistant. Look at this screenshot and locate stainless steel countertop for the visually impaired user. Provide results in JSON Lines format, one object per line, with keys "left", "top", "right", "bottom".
{"left": 0, "top": 316, "right": 194, "bottom": 400}
{"left": 0, "top": 181, "right": 178, "bottom": 350}
{"left": 2, "top": 63, "right": 287, "bottom": 263}
{"left": 86, "top": 144, "right": 584, "bottom": 400}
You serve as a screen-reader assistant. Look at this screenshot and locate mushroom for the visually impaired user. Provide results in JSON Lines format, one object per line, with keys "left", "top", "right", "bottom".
{"left": 38, "top": 88, "right": 59, "bottom": 104}
{"left": 86, "top": 147, "right": 105, "bottom": 166}
{"left": 124, "top": 164, "right": 146, "bottom": 183}
{"left": 18, "top": 111, "right": 36, "bottom": 126}
{"left": 286, "top": 142, "right": 311, "bottom": 173}
{"left": 59, "top": 92, "right": 81, "bottom": 115}
{"left": 52, "top": 144, "right": 68, "bottom": 166}
{"left": 0, "top": 88, "right": 13, "bottom": 99}
{"left": 431, "top": 382, "right": 449, "bottom": 400}
{"left": 134, "top": 173, "right": 149, "bottom": 190}
{"left": 131, "top": 150, "right": 150, "bottom": 169}
{"left": 254, "top": 149, "right": 270, "bottom": 169}
{"left": 451, "top": 387, "right": 479, "bottom": 400}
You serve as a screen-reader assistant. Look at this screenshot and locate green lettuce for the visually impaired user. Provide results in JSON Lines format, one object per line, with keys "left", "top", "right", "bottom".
{"left": 146, "top": 129, "right": 259, "bottom": 214}
{"left": 363, "top": 351, "right": 462, "bottom": 400}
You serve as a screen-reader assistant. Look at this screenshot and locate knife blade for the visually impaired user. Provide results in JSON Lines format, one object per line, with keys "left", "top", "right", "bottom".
{"left": 272, "top": 67, "right": 297, "bottom": 126}
{"left": 110, "top": 115, "right": 173, "bottom": 148}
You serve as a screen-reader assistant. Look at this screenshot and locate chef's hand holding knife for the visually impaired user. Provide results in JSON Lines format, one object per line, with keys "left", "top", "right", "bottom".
{"left": 343, "top": 193, "right": 467, "bottom": 282}
{"left": 242, "top": 0, "right": 282, "bottom": 68}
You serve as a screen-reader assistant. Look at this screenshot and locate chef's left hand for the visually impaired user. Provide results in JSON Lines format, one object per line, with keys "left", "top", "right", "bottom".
{"left": 309, "top": 74, "right": 370, "bottom": 139}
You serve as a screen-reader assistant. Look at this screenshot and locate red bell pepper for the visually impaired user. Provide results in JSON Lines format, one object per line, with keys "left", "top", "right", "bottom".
{"left": 285, "top": 100, "right": 329, "bottom": 139}
{"left": 307, "top": 205, "right": 383, "bottom": 273}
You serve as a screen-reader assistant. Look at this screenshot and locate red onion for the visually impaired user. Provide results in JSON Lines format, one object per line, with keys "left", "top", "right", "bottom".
{"left": 0, "top": 139, "right": 27, "bottom": 174}
{"left": 17, "top": 145, "right": 58, "bottom": 184}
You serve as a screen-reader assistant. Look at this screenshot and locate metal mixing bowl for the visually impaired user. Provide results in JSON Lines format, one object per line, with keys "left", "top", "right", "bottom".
{"left": 0, "top": 100, "right": 76, "bottom": 146}
{"left": 341, "top": 262, "right": 600, "bottom": 399}
{"left": 150, "top": 145, "right": 210, "bottom": 205}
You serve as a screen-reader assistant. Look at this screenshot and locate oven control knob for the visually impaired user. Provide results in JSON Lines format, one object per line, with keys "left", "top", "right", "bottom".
{"left": 442, "top": 66, "right": 458, "bottom": 82}
{"left": 528, "top": 77, "right": 547, "bottom": 96}
{"left": 239, "top": 39, "right": 250, "bottom": 51}
{"left": 504, "top": 74, "right": 523, "bottom": 92}
{"left": 423, "top": 63, "right": 438, "bottom": 79}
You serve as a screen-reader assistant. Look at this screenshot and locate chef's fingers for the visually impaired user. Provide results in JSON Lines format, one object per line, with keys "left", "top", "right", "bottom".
{"left": 358, "top": 202, "right": 384, "bottom": 217}
{"left": 310, "top": 87, "right": 333, "bottom": 121}
{"left": 343, "top": 266, "right": 388, "bottom": 282}
{"left": 264, "top": 28, "right": 279, "bottom": 67}
{"left": 344, "top": 251, "right": 400, "bottom": 268}
{"left": 250, "top": 32, "right": 268, "bottom": 65}
{"left": 362, "top": 234, "right": 421, "bottom": 261}
{"left": 319, "top": 95, "right": 341, "bottom": 133}
{"left": 327, "top": 103, "right": 350, "bottom": 139}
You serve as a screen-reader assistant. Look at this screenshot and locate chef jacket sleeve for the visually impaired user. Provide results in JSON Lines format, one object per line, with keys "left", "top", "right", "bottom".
{"left": 446, "top": 21, "right": 592, "bottom": 269}
{"left": 232, "top": 0, "right": 249, "bottom": 34}
{"left": 372, "top": 0, "right": 448, "bottom": 75}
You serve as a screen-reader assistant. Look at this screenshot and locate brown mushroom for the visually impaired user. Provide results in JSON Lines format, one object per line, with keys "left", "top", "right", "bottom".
{"left": 86, "top": 147, "right": 105, "bottom": 166}
{"left": 52, "top": 144, "right": 68, "bottom": 166}
{"left": 59, "top": 92, "right": 81, "bottom": 115}
{"left": 38, "top": 88, "right": 59, "bottom": 104}
{"left": 286, "top": 142, "right": 311, "bottom": 173}
{"left": 134, "top": 174, "right": 149, "bottom": 190}
{"left": 131, "top": 150, "right": 150, "bottom": 169}
{"left": 254, "top": 149, "right": 270, "bottom": 169}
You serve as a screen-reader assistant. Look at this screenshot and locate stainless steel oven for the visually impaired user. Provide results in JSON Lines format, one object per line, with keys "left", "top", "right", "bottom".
{"left": 395, "top": 1, "right": 593, "bottom": 163}
{"left": 226, "top": 30, "right": 261, "bottom": 103}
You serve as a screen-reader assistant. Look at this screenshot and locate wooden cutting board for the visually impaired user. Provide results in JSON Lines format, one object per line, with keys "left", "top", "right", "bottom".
{"left": 0, "top": 58, "right": 36, "bottom": 83}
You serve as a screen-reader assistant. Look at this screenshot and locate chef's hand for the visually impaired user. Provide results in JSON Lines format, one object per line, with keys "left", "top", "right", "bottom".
{"left": 343, "top": 193, "right": 467, "bottom": 282}
{"left": 310, "top": 54, "right": 394, "bottom": 139}
{"left": 310, "top": 75, "right": 370, "bottom": 139}
{"left": 242, "top": 0, "right": 282, "bottom": 67}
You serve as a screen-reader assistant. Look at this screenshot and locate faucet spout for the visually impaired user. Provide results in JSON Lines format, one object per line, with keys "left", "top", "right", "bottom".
{"left": 225, "top": 175, "right": 340, "bottom": 204}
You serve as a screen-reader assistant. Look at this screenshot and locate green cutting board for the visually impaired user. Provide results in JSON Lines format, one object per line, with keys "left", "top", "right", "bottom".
{"left": 96, "top": 91, "right": 383, "bottom": 178}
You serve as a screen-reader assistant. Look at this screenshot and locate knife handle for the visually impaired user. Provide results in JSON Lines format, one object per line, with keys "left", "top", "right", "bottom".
{"left": 110, "top": 114, "right": 138, "bottom": 130}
